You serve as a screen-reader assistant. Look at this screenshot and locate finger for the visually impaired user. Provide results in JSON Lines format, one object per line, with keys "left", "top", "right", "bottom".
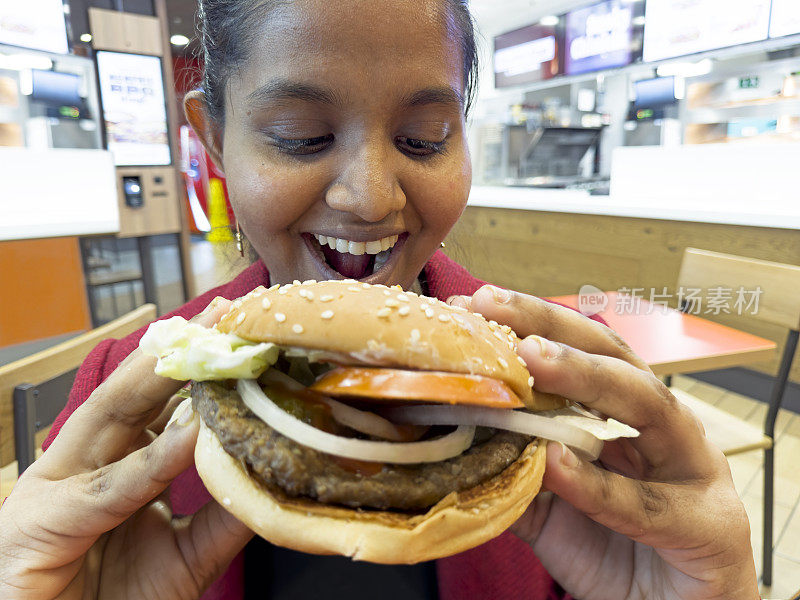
{"left": 518, "top": 336, "right": 713, "bottom": 478}
{"left": 173, "top": 499, "right": 254, "bottom": 591}
{"left": 446, "top": 295, "right": 471, "bottom": 310}
{"left": 43, "top": 404, "right": 202, "bottom": 544}
{"left": 470, "top": 285, "right": 647, "bottom": 371}
{"left": 542, "top": 441, "right": 710, "bottom": 547}
{"left": 45, "top": 298, "right": 232, "bottom": 473}
{"left": 148, "top": 393, "right": 187, "bottom": 435}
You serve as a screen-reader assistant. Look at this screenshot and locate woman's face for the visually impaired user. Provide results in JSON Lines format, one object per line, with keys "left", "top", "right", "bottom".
{"left": 189, "top": 0, "right": 471, "bottom": 289}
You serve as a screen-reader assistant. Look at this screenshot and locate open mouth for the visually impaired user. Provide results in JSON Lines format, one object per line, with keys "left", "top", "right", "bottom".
{"left": 302, "top": 232, "right": 408, "bottom": 282}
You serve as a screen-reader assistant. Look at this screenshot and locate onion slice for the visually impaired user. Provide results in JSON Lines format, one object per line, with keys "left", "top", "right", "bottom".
{"left": 238, "top": 379, "right": 475, "bottom": 463}
{"left": 260, "top": 368, "right": 424, "bottom": 441}
{"left": 383, "top": 405, "right": 624, "bottom": 461}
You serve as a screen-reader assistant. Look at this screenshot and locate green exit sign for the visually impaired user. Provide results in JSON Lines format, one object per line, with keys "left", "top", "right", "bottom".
{"left": 739, "top": 76, "right": 760, "bottom": 89}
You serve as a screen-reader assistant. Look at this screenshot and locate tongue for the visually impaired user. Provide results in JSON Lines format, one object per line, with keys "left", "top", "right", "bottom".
{"left": 321, "top": 245, "right": 374, "bottom": 279}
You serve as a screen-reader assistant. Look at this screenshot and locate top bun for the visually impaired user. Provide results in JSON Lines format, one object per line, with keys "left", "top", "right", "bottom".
{"left": 217, "top": 280, "right": 562, "bottom": 410}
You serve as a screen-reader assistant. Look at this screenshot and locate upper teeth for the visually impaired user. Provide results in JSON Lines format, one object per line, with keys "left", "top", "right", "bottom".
{"left": 313, "top": 234, "right": 398, "bottom": 256}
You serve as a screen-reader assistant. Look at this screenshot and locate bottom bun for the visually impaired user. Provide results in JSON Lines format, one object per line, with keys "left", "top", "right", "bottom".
{"left": 195, "top": 419, "right": 546, "bottom": 564}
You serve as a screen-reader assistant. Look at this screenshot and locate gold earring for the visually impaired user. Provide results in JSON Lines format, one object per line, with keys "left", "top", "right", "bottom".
{"left": 235, "top": 222, "right": 244, "bottom": 257}
{"left": 440, "top": 242, "right": 446, "bottom": 248}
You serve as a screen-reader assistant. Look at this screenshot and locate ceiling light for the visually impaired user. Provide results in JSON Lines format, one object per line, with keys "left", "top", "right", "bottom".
{"left": 656, "top": 59, "right": 713, "bottom": 78}
{"left": 170, "top": 34, "right": 190, "bottom": 46}
{"left": 0, "top": 53, "right": 53, "bottom": 71}
{"left": 539, "top": 15, "right": 559, "bottom": 26}
{"left": 80, "top": 33, "right": 92, "bottom": 43}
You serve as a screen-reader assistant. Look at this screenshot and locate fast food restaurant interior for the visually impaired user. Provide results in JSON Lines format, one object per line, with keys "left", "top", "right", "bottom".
{"left": 1, "top": 0, "right": 800, "bottom": 597}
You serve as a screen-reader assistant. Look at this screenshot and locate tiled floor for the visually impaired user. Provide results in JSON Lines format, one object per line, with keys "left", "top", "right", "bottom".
{"left": 672, "top": 375, "right": 800, "bottom": 600}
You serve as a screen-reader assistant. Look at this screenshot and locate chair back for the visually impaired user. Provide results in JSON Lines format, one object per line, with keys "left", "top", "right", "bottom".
{"left": 0, "top": 303, "right": 157, "bottom": 470}
{"left": 677, "top": 248, "right": 800, "bottom": 331}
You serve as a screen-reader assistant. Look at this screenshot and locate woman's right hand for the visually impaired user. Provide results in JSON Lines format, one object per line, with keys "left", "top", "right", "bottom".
{"left": 0, "top": 298, "right": 253, "bottom": 600}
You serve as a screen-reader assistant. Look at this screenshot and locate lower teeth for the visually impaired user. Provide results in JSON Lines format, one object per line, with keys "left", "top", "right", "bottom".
{"left": 374, "top": 249, "right": 391, "bottom": 271}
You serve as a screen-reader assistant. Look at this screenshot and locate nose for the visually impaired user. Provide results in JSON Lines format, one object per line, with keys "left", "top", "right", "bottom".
{"left": 325, "top": 139, "right": 406, "bottom": 222}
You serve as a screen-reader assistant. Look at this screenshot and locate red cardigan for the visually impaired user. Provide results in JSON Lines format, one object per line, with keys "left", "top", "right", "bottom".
{"left": 44, "top": 252, "right": 593, "bottom": 600}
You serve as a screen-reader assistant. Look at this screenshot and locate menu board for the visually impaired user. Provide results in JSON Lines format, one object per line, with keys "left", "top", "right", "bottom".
{"left": 565, "top": 1, "right": 634, "bottom": 75}
{"left": 643, "top": 0, "right": 771, "bottom": 63}
{"left": 494, "top": 24, "right": 560, "bottom": 88}
{"left": 96, "top": 51, "right": 171, "bottom": 167}
{"left": 770, "top": 0, "right": 800, "bottom": 38}
{"left": 0, "top": 0, "right": 69, "bottom": 54}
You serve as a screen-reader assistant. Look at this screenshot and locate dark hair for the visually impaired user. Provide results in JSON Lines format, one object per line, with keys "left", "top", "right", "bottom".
{"left": 197, "top": 0, "right": 479, "bottom": 123}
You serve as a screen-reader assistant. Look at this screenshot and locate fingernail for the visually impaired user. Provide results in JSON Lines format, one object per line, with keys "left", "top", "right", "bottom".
{"left": 559, "top": 442, "right": 578, "bottom": 468}
{"left": 488, "top": 286, "right": 512, "bottom": 304}
{"left": 200, "top": 296, "right": 223, "bottom": 316}
{"left": 526, "top": 335, "right": 562, "bottom": 359}
{"left": 175, "top": 404, "right": 195, "bottom": 427}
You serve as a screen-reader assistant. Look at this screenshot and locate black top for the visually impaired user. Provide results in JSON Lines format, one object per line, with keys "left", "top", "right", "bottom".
{"left": 244, "top": 537, "right": 439, "bottom": 600}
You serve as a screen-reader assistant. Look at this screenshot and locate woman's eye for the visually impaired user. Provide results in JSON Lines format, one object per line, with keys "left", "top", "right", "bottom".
{"left": 270, "top": 134, "right": 334, "bottom": 155}
{"left": 396, "top": 136, "right": 446, "bottom": 157}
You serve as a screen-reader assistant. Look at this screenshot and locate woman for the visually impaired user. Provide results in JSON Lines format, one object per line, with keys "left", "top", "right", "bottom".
{"left": 0, "top": 1, "right": 759, "bottom": 598}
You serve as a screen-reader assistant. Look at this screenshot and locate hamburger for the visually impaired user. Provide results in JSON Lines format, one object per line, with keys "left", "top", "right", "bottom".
{"left": 141, "top": 279, "right": 637, "bottom": 564}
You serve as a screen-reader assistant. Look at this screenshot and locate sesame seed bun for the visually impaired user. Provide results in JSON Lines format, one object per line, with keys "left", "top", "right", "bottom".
{"left": 216, "top": 280, "right": 564, "bottom": 411}
{"left": 195, "top": 418, "right": 546, "bottom": 564}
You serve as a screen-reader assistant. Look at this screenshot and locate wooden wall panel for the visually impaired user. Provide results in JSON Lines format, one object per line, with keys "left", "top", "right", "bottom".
{"left": 444, "top": 206, "right": 800, "bottom": 383}
{"left": 0, "top": 238, "right": 90, "bottom": 347}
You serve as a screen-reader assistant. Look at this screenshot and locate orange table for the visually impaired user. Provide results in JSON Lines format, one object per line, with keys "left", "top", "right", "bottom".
{"left": 548, "top": 292, "right": 777, "bottom": 376}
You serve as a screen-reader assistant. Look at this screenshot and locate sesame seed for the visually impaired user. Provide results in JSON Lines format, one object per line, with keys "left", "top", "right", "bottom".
{"left": 275, "top": 313, "right": 286, "bottom": 323}
{"left": 305, "top": 291, "right": 314, "bottom": 300}
{"left": 361, "top": 283, "right": 371, "bottom": 289}
{"left": 348, "top": 286, "right": 361, "bottom": 292}
{"left": 383, "top": 290, "right": 392, "bottom": 296}
{"left": 500, "top": 325, "right": 512, "bottom": 334}
{"left": 438, "top": 313, "right": 450, "bottom": 322}
{"left": 299, "top": 289, "right": 309, "bottom": 298}
{"left": 398, "top": 306, "right": 410, "bottom": 316}
{"left": 452, "top": 305, "right": 467, "bottom": 313}
{"left": 292, "top": 324, "right": 304, "bottom": 334}
{"left": 268, "top": 284, "right": 280, "bottom": 291}
{"left": 493, "top": 330, "right": 504, "bottom": 341}
{"left": 425, "top": 308, "right": 434, "bottom": 318}
{"left": 261, "top": 298, "right": 271, "bottom": 310}
{"left": 498, "top": 357, "right": 508, "bottom": 368}
{"left": 293, "top": 280, "right": 301, "bottom": 285}
{"left": 385, "top": 299, "right": 399, "bottom": 307}
{"left": 420, "top": 303, "right": 430, "bottom": 311}
{"left": 343, "top": 279, "right": 358, "bottom": 283}
{"left": 517, "top": 356, "right": 527, "bottom": 366}
{"left": 410, "top": 329, "right": 420, "bottom": 342}
{"left": 278, "top": 287, "right": 289, "bottom": 295}
{"left": 396, "top": 294, "right": 409, "bottom": 302}
{"left": 321, "top": 310, "right": 334, "bottom": 319}
{"left": 303, "top": 279, "right": 317, "bottom": 285}
{"left": 320, "top": 295, "right": 334, "bottom": 302}
{"left": 392, "top": 285, "right": 402, "bottom": 290}
{"left": 376, "top": 307, "right": 392, "bottom": 318}
{"left": 489, "top": 320, "right": 499, "bottom": 327}
{"left": 223, "top": 497, "right": 232, "bottom": 506}
{"left": 235, "top": 313, "right": 246, "bottom": 325}
{"left": 528, "top": 376, "right": 534, "bottom": 387}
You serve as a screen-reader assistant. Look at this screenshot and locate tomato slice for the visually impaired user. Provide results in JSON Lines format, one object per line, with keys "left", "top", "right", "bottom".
{"left": 309, "top": 367, "right": 525, "bottom": 409}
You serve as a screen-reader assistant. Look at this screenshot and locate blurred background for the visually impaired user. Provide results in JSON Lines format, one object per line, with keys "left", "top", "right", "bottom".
{"left": 1, "top": 1, "right": 800, "bottom": 597}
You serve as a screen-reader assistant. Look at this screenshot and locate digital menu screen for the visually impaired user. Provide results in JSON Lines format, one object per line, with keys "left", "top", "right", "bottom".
{"left": 770, "top": 0, "right": 800, "bottom": 38}
{"left": 565, "top": 0, "right": 635, "bottom": 75}
{"left": 96, "top": 51, "right": 171, "bottom": 167}
{"left": 0, "top": 0, "right": 69, "bottom": 54}
{"left": 643, "top": 0, "right": 771, "bottom": 63}
{"left": 494, "top": 24, "right": 560, "bottom": 88}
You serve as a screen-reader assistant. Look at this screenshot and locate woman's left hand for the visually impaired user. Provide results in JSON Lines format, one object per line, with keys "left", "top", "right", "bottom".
{"left": 449, "top": 286, "right": 760, "bottom": 600}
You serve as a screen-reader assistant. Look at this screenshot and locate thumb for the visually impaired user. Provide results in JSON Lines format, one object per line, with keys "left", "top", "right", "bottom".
{"left": 62, "top": 401, "right": 201, "bottom": 538}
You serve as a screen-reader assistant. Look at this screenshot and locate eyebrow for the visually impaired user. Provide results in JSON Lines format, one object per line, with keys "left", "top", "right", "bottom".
{"left": 245, "top": 79, "right": 464, "bottom": 111}
{"left": 400, "top": 86, "right": 465, "bottom": 110}
{"left": 245, "top": 79, "right": 343, "bottom": 107}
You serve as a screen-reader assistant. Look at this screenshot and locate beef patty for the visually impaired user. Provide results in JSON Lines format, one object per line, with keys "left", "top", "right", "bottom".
{"left": 192, "top": 381, "right": 532, "bottom": 511}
